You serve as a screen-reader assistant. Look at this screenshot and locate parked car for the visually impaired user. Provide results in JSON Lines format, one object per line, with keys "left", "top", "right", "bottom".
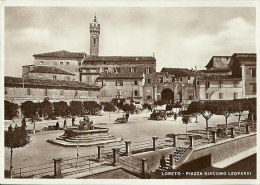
{"left": 149, "top": 109, "right": 167, "bottom": 120}
{"left": 115, "top": 116, "right": 127, "bottom": 124}
{"left": 166, "top": 110, "right": 174, "bottom": 117}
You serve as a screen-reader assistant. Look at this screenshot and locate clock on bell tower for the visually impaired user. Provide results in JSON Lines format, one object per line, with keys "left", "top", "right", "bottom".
{"left": 89, "top": 14, "right": 100, "bottom": 56}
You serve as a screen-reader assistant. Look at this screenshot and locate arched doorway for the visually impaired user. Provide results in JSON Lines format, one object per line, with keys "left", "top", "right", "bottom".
{"left": 161, "top": 88, "right": 174, "bottom": 104}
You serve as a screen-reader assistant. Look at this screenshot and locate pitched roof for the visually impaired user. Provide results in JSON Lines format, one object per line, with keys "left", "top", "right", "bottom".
{"left": 197, "top": 75, "right": 241, "bottom": 81}
{"left": 160, "top": 68, "right": 195, "bottom": 76}
{"left": 83, "top": 55, "right": 155, "bottom": 62}
{"left": 27, "top": 66, "right": 75, "bottom": 75}
{"left": 4, "top": 76, "right": 101, "bottom": 90}
{"left": 33, "top": 50, "right": 85, "bottom": 58}
{"left": 199, "top": 68, "right": 231, "bottom": 73}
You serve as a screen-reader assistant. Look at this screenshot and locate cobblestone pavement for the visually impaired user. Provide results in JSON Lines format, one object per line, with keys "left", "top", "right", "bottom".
{"left": 4, "top": 110, "right": 249, "bottom": 171}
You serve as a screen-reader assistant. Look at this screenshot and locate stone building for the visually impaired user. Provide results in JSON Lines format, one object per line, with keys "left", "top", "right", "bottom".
{"left": 79, "top": 15, "right": 157, "bottom": 108}
{"left": 156, "top": 68, "right": 196, "bottom": 108}
{"left": 195, "top": 55, "right": 247, "bottom": 101}
{"left": 4, "top": 76, "right": 101, "bottom": 105}
{"left": 229, "top": 53, "right": 256, "bottom": 98}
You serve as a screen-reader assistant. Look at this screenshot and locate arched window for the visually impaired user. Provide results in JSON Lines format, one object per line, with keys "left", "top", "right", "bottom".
{"left": 93, "top": 38, "right": 96, "bottom": 44}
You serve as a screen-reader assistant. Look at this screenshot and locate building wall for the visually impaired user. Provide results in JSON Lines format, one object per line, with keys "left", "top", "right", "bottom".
{"left": 26, "top": 72, "right": 74, "bottom": 81}
{"left": 243, "top": 65, "right": 256, "bottom": 97}
{"left": 33, "top": 57, "right": 82, "bottom": 80}
{"left": 5, "top": 86, "right": 99, "bottom": 105}
{"left": 197, "top": 80, "right": 242, "bottom": 100}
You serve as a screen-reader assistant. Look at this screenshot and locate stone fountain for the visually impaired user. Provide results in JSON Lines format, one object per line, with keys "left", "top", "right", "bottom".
{"left": 48, "top": 116, "right": 121, "bottom": 147}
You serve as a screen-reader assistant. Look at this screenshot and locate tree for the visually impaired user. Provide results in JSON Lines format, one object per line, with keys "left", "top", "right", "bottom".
{"left": 232, "top": 99, "right": 248, "bottom": 127}
{"left": 182, "top": 115, "right": 191, "bottom": 140}
{"left": 20, "top": 101, "right": 38, "bottom": 118}
{"left": 187, "top": 101, "right": 202, "bottom": 123}
{"left": 4, "top": 101, "right": 19, "bottom": 122}
{"left": 5, "top": 126, "right": 30, "bottom": 178}
{"left": 247, "top": 98, "right": 257, "bottom": 124}
{"left": 200, "top": 101, "right": 216, "bottom": 139}
{"left": 83, "top": 101, "right": 102, "bottom": 115}
{"left": 70, "top": 101, "right": 84, "bottom": 116}
{"left": 215, "top": 101, "right": 234, "bottom": 127}
{"left": 53, "top": 101, "right": 69, "bottom": 117}
{"left": 38, "top": 100, "right": 53, "bottom": 118}
{"left": 103, "top": 102, "right": 117, "bottom": 123}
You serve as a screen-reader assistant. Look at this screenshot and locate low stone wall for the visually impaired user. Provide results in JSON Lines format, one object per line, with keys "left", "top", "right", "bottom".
{"left": 132, "top": 147, "right": 176, "bottom": 172}
{"left": 186, "top": 133, "right": 256, "bottom": 165}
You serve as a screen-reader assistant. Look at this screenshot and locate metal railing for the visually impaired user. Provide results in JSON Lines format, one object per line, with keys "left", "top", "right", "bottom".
{"left": 61, "top": 154, "right": 101, "bottom": 176}
{"left": 12, "top": 160, "right": 53, "bottom": 178}
{"left": 174, "top": 140, "right": 191, "bottom": 163}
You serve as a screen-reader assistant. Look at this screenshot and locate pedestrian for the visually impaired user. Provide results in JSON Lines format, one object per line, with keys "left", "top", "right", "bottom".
{"left": 8, "top": 124, "right": 12, "bottom": 132}
{"left": 174, "top": 112, "right": 177, "bottom": 121}
{"left": 160, "top": 156, "right": 166, "bottom": 169}
{"left": 125, "top": 112, "right": 129, "bottom": 122}
{"left": 63, "top": 119, "right": 67, "bottom": 129}
{"left": 55, "top": 122, "right": 60, "bottom": 130}
{"left": 21, "top": 117, "right": 27, "bottom": 129}
{"left": 72, "top": 116, "right": 75, "bottom": 126}
{"left": 14, "top": 124, "right": 19, "bottom": 131}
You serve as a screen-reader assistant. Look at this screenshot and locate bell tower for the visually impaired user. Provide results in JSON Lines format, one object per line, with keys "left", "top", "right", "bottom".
{"left": 89, "top": 14, "right": 100, "bottom": 56}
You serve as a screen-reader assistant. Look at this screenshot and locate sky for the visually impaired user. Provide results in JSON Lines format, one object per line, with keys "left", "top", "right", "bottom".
{"left": 4, "top": 3, "right": 257, "bottom": 77}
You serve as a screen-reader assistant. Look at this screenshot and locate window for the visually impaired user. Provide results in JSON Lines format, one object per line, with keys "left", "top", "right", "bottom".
{"left": 38, "top": 74, "right": 42, "bottom": 79}
{"left": 60, "top": 62, "right": 63, "bottom": 65}
{"left": 112, "top": 68, "right": 120, "bottom": 73}
{"left": 179, "top": 78, "right": 182, "bottom": 82}
{"left": 188, "top": 76, "right": 190, "bottom": 80}
{"left": 102, "top": 80, "right": 106, "bottom": 86}
{"left": 26, "top": 88, "right": 31, "bottom": 96}
{"left": 219, "top": 81, "right": 223, "bottom": 88}
{"left": 251, "top": 68, "right": 256, "bottom": 77}
{"left": 234, "top": 93, "right": 238, "bottom": 99}
{"left": 53, "top": 75, "right": 57, "bottom": 80}
{"left": 197, "top": 81, "right": 200, "bottom": 85}
{"left": 146, "top": 79, "right": 151, "bottom": 84}
{"left": 234, "top": 82, "right": 239, "bottom": 87}
{"left": 130, "top": 67, "right": 136, "bottom": 72}
{"left": 66, "top": 76, "right": 70, "bottom": 81}
{"left": 116, "top": 80, "right": 123, "bottom": 86}
{"left": 219, "top": 93, "right": 223, "bottom": 99}
{"left": 252, "top": 83, "right": 256, "bottom": 93}
{"left": 146, "top": 67, "right": 151, "bottom": 74}
{"left": 44, "top": 89, "right": 48, "bottom": 96}
{"left": 134, "top": 90, "right": 139, "bottom": 96}
{"left": 60, "top": 89, "right": 64, "bottom": 96}
{"left": 147, "top": 95, "right": 152, "bottom": 100}
{"left": 134, "top": 81, "right": 138, "bottom": 85}
{"left": 40, "top": 61, "right": 44, "bottom": 65}
{"left": 205, "top": 81, "right": 210, "bottom": 88}
{"left": 205, "top": 93, "right": 210, "bottom": 99}
{"left": 66, "top": 62, "right": 69, "bottom": 65}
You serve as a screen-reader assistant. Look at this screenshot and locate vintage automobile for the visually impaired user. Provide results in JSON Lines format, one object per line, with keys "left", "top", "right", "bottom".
{"left": 166, "top": 110, "right": 174, "bottom": 117}
{"left": 115, "top": 116, "right": 127, "bottom": 124}
{"left": 149, "top": 109, "right": 167, "bottom": 120}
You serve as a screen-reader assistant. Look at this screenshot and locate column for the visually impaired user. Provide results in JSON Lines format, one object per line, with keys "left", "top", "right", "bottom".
{"left": 173, "top": 134, "right": 178, "bottom": 147}
{"left": 230, "top": 127, "right": 234, "bottom": 138}
{"left": 169, "top": 154, "right": 175, "bottom": 167}
{"left": 112, "top": 148, "right": 121, "bottom": 166}
{"left": 53, "top": 158, "right": 63, "bottom": 178}
{"left": 97, "top": 145, "right": 104, "bottom": 162}
{"left": 125, "top": 140, "right": 132, "bottom": 156}
{"left": 188, "top": 135, "right": 194, "bottom": 148}
{"left": 152, "top": 136, "right": 159, "bottom": 151}
{"left": 141, "top": 158, "right": 149, "bottom": 178}
{"left": 245, "top": 124, "right": 249, "bottom": 134}
{"left": 211, "top": 130, "right": 217, "bottom": 143}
